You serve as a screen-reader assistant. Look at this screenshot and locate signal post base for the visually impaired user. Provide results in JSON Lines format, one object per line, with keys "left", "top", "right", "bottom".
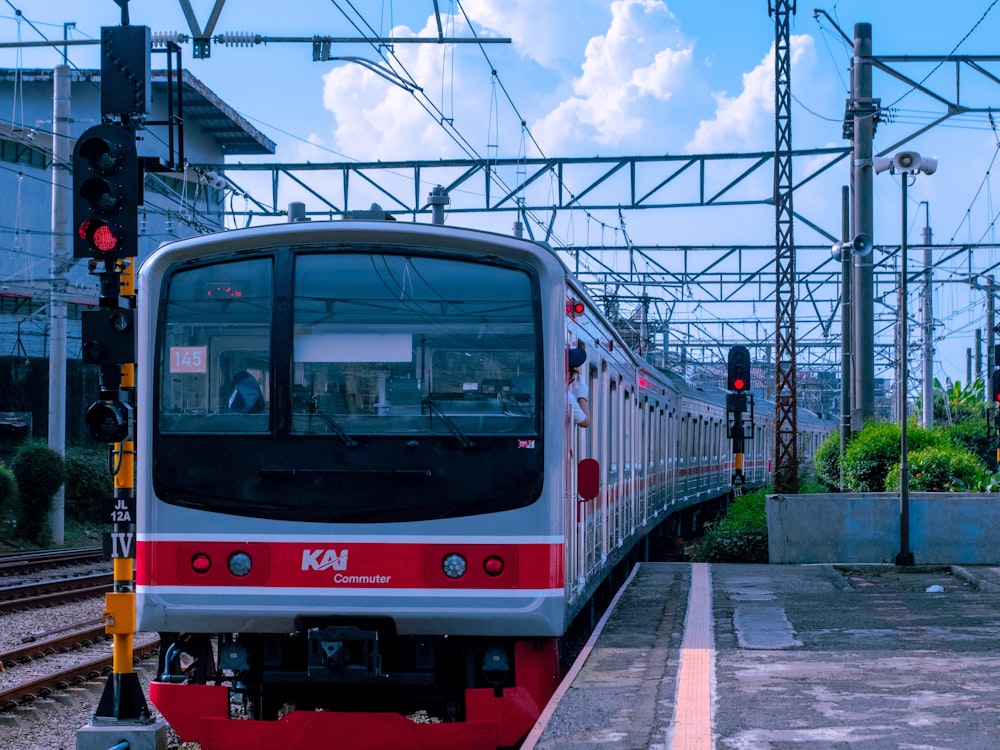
{"left": 75, "top": 717, "right": 167, "bottom": 750}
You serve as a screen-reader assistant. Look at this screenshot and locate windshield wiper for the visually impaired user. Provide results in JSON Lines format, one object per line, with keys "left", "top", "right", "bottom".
{"left": 421, "top": 398, "right": 475, "bottom": 447}
{"left": 310, "top": 399, "right": 358, "bottom": 447}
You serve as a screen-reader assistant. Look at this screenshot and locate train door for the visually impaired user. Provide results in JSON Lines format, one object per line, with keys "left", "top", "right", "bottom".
{"left": 677, "top": 415, "right": 688, "bottom": 499}
{"left": 714, "top": 416, "right": 725, "bottom": 489}
{"left": 655, "top": 404, "right": 666, "bottom": 512}
{"left": 582, "top": 359, "right": 605, "bottom": 576}
{"left": 625, "top": 387, "right": 637, "bottom": 537}
{"left": 689, "top": 417, "right": 704, "bottom": 495}
{"left": 606, "top": 378, "right": 618, "bottom": 553}
{"left": 572, "top": 359, "right": 599, "bottom": 591}
{"left": 640, "top": 400, "right": 651, "bottom": 526}
{"left": 668, "top": 407, "right": 678, "bottom": 505}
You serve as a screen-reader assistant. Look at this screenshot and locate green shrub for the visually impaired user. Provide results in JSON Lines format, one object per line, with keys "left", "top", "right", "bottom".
{"left": 65, "top": 446, "right": 113, "bottom": 524}
{"left": 0, "top": 462, "right": 15, "bottom": 517}
{"left": 11, "top": 439, "right": 66, "bottom": 544}
{"left": 813, "top": 430, "right": 842, "bottom": 490}
{"left": 691, "top": 489, "right": 769, "bottom": 563}
{"left": 884, "top": 444, "right": 990, "bottom": 492}
{"left": 941, "top": 415, "right": 994, "bottom": 469}
{"left": 841, "top": 421, "right": 945, "bottom": 492}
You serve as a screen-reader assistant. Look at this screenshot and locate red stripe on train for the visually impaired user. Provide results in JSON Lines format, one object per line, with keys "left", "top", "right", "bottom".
{"left": 136, "top": 540, "right": 564, "bottom": 590}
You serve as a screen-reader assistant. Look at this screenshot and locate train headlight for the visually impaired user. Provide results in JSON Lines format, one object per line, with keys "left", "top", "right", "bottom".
{"left": 190, "top": 552, "right": 212, "bottom": 574}
{"left": 442, "top": 552, "right": 467, "bottom": 579}
{"left": 483, "top": 555, "right": 505, "bottom": 577}
{"left": 228, "top": 551, "right": 253, "bottom": 577}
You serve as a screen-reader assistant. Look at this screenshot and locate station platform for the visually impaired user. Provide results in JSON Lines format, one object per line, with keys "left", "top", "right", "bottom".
{"left": 523, "top": 562, "right": 1000, "bottom": 749}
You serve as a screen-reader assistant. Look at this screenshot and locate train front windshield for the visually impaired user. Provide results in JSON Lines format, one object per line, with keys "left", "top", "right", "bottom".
{"left": 155, "top": 247, "right": 545, "bottom": 523}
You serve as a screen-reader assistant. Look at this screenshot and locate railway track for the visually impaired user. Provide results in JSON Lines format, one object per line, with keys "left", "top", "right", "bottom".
{"left": 0, "top": 636, "right": 160, "bottom": 710}
{"left": 0, "top": 546, "right": 104, "bottom": 577}
{"left": 0, "top": 572, "right": 114, "bottom": 613}
{"left": 1, "top": 619, "right": 107, "bottom": 668}
{"left": 0, "top": 547, "right": 167, "bottom": 749}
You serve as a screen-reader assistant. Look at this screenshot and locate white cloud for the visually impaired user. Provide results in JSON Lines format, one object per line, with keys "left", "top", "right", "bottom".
{"left": 317, "top": 1, "right": 819, "bottom": 176}
{"left": 459, "top": 0, "right": 609, "bottom": 70}
{"left": 321, "top": 21, "right": 463, "bottom": 162}
{"left": 531, "top": 0, "right": 694, "bottom": 151}
{"left": 685, "top": 34, "right": 816, "bottom": 154}
{"left": 319, "top": 8, "right": 563, "bottom": 163}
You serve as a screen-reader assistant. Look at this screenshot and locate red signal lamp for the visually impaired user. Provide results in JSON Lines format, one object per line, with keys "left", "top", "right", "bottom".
{"left": 77, "top": 219, "right": 124, "bottom": 255}
{"left": 727, "top": 345, "right": 751, "bottom": 392}
{"left": 566, "top": 299, "right": 584, "bottom": 316}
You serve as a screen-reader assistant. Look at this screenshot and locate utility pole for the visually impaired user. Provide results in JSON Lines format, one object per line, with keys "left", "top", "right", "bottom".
{"left": 850, "top": 23, "right": 877, "bottom": 420}
{"left": 976, "top": 329, "right": 983, "bottom": 384}
{"left": 48, "top": 63, "right": 70, "bottom": 545}
{"left": 988, "top": 277, "right": 996, "bottom": 403}
{"left": 921, "top": 203, "right": 933, "bottom": 427}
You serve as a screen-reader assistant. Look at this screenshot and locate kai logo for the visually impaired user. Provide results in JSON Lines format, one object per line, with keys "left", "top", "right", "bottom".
{"left": 302, "top": 549, "right": 348, "bottom": 572}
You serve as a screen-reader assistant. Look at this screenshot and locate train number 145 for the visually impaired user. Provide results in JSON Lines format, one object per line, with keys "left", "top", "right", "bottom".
{"left": 170, "top": 346, "right": 208, "bottom": 373}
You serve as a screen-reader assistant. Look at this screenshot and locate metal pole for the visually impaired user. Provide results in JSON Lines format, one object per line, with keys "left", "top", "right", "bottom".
{"left": 852, "top": 23, "right": 876, "bottom": 419}
{"left": 976, "top": 329, "right": 983, "bottom": 388}
{"left": 48, "top": 64, "right": 70, "bottom": 545}
{"left": 897, "top": 175, "right": 913, "bottom": 566}
{"left": 840, "top": 186, "right": 852, "bottom": 488}
{"left": 921, "top": 203, "right": 933, "bottom": 427}
{"left": 988, "top": 277, "right": 995, "bottom": 399}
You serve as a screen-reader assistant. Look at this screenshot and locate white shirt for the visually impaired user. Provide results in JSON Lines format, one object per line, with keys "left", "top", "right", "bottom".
{"left": 568, "top": 372, "right": 589, "bottom": 425}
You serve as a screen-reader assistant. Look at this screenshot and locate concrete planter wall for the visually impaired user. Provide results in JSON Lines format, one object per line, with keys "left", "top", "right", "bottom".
{"left": 766, "top": 492, "right": 1000, "bottom": 564}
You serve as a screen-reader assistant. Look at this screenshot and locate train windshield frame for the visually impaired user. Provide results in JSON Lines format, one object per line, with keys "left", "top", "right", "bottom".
{"left": 152, "top": 243, "right": 546, "bottom": 523}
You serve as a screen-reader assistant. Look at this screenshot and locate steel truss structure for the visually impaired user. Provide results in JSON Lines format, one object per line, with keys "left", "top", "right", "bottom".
{"left": 167, "top": 17, "right": 1000, "bottom": 440}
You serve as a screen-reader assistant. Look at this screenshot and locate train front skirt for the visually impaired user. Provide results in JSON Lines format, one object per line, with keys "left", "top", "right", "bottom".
{"left": 149, "top": 639, "right": 559, "bottom": 750}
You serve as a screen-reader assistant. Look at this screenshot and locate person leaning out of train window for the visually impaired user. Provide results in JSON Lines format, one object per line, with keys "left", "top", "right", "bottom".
{"left": 567, "top": 345, "right": 591, "bottom": 427}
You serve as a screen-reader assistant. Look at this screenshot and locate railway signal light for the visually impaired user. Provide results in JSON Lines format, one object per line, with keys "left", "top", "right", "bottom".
{"left": 101, "top": 25, "right": 151, "bottom": 116}
{"left": 81, "top": 307, "right": 135, "bottom": 367}
{"left": 73, "top": 123, "right": 138, "bottom": 261}
{"left": 85, "top": 399, "right": 133, "bottom": 443}
{"left": 727, "top": 345, "right": 751, "bottom": 392}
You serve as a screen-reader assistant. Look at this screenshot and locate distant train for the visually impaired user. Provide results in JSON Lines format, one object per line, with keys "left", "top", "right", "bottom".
{"left": 134, "top": 215, "right": 833, "bottom": 750}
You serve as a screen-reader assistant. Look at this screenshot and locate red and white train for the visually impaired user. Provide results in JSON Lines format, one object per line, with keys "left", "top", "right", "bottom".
{"left": 134, "top": 216, "right": 832, "bottom": 749}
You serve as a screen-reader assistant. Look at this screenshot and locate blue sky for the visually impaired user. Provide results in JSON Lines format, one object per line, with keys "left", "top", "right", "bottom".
{"left": 3, "top": 0, "right": 1000, "bottom": 387}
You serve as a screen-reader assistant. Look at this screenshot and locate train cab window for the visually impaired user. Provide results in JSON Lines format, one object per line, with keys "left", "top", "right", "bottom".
{"left": 158, "top": 258, "right": 272, "bottom": 433}
{"left": 152, "top": 247, "right": 545, "bottom": 523}
{"left": 290, "top": 253, "right": 538, "bottom": 437}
